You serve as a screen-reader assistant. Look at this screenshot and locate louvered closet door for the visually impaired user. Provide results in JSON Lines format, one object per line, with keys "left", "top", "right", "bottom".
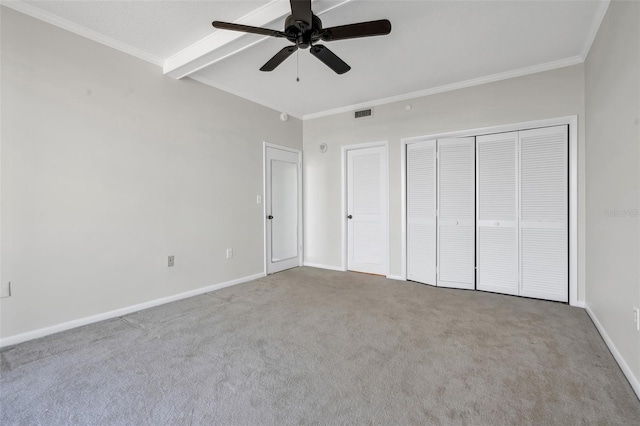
{"left": 406, "top": 141, "right": 437, "bottom": 285}
{"left": 476, "top": 132, "right": 519, "bottom": 296}
{"left": 519, "top": 126, "right": 568, "bottom": 302}
{"left": 437, "top": 138, "right": 475, "bottom": 289}
{"left": 347, "top": 146, "right": 387, "bottom": 275}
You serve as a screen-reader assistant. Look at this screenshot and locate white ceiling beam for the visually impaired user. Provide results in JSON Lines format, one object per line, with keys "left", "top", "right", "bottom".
{"left": 163, "top": 0, "right": 352, "bottom": 79}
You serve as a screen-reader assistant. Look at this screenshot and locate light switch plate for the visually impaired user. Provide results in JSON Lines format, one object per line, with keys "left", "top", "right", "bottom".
{"left": 168, "top": 256, "right": 175, "bottom": 267}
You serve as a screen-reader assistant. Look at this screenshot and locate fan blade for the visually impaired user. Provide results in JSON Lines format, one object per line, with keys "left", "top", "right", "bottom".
{"left": 321, "top": 19, "right": 392, "bottom": 41}
{"left": 310, "top": 45, "right": 351, "bottom": 74}
{"left": 260, "top": 45, "right": 298, "bottom": 72}
{"left": 290, "top": 0, "right": 312, "bottom": 25}
{"left": 212, "top": 21, "right": 286, "bottom": 38}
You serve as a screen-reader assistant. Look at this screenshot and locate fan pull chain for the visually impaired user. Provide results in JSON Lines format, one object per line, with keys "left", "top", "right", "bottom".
{"left": 296, "top": 50, "right": 300, "bottom": 82}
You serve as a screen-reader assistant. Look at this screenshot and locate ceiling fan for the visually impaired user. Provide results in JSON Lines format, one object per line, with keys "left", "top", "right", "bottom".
{"left": 212, "top": 0, "right": 391, "bottom": 75}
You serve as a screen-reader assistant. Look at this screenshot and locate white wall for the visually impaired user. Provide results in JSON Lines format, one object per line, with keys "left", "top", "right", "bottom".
{"left": 0, "top": 7, "right": 302, "bottom": 339}
{"left": 304, "top": 65, "right": 586, "bottom": 300}
{"left": 584, "top": 0, "right": 640, "bottom": 394}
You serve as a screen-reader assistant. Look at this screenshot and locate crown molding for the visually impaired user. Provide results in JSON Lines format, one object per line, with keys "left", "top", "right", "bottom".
{"left": 303, "top": 56, "right": 583, "bottom": 120}
{"left": 580, "top": 0, "right": 610, "bottom": 61}
{"left": 1, "top": 0, "right": 163, "bottom": 66}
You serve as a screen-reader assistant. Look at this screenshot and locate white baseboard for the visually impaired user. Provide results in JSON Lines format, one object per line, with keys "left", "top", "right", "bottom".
{"left": 584, "top": 303, "right": 640, "bottom": 400}
{"left": 386, "top": 275, "right": 405, "bottom": 281}
{"left": 0, "top": 272, "right": 266, "bottom": 348}
{"left": 303, "top": 262, "right": 345, "bottom": 272}
{"left": 576, "top": 301, "right": 586, "bottom": 308}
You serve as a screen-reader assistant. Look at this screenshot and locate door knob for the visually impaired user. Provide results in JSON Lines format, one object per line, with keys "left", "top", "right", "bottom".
{"left": 268, "top": 215, "right": 274, "bottom": 220}
{"left": 347, "top": 215, "right": 353, "bottom": 219}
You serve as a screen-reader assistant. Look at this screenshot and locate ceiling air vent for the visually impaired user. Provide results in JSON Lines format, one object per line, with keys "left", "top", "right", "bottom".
{"left": 354, "top": 108, "right": 373, "bottom": 119}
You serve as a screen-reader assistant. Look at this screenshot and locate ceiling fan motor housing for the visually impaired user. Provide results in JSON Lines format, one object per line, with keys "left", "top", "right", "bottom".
{"left": 212, "top": 0, "right": 391, "bottom": 75}
{"left": 285, "top": 14, "right": 323, "bottom": 49}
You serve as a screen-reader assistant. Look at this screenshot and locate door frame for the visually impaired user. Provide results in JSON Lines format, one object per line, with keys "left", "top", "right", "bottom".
{"left": 401, "top": 115, "right": 579, "bottom": 306}
{"left": 263, "top": 142, "right": 303, "bottom": 275}
{"left": 340, "top": 141, "right": 389, "bottom": 275}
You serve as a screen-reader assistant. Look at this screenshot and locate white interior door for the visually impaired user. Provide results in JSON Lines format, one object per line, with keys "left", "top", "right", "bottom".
{"left": 406, "top": 141, "right": 437, "bottom": 285}
{"left": 519, "top": 126, "right": 568, "bottom": 302}
{"left": 347, "top": 146, "right": 387, "bottom": 275}
{"left": 266, "top": 146, "right": 301, "bottom": 274}
{"left": 437, "top": 137, "right": 476, "bottom": 290}
{"left": 476, "top": 132, "right": 519, "bottom": 296}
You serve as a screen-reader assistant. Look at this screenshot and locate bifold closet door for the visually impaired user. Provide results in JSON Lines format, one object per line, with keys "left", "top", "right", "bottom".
{"left": 437, "top": 138, "right": 475, "bottom": 289}
{"left": 519, "top": 126, "right": 568, "bottom": 302}
{"left": 406, "top": 141, "right": 437, "bottom": 285}
{"left": 476, "top": 132, "right": 519, "bottom": 296}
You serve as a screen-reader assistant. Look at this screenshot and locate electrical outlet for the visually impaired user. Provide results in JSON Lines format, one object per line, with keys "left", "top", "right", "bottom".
{"left": 168, "top": 256, "right": 175, "bottom": 267}
{"left": 1, "top": 281, "right": 11, "bottom": 298}
{"left": 226, "top": 248, "right": 233, "bottom": 259}
{"left": 634, "top": 307, "right": 640, "bottom": 331}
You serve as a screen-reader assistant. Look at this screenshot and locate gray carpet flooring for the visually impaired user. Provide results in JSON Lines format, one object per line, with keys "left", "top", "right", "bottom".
{"left": 1, "top": 267, "right": 639, "bottom": 425}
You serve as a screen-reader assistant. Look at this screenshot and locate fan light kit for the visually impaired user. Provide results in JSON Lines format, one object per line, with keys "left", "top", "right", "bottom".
{"left": 212, "top": 0, "right": 391, "bottom": 75}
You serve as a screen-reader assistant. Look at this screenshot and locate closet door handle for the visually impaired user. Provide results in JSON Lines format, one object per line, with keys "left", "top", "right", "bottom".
{"left": 268, "top": 215, "right": 274, "bottom": 220}
{"left": 347, "top": 215, "right": 353, "bottom": 219}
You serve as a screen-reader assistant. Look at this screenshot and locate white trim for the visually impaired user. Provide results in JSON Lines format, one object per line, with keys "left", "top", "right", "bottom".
{"left": 163, "top": 0, "right": 291, "bottom": 78}
{"left": 584, "top": 304, "right": 640, "bottom": 400}
{"left": 263, "top": 143, "right": 268, "bottom": 276}
{"left": 263, "top": 142, "right": 303, "bottom": 275}
{"left": 581, "top": 0, "right": 611, "bottom": 61}
{"left": 400, "top": 116, "right": 580, "bottom": 306}
{"left": 303, "top": 57, "right": 582, "bottom": 121}
{"left": 386, "top": 275, "right": 404, "bottom": 281}
{"left": 298, "top": 150, "right": 304, "bottom": 268}
{"left": 341, "top": 141, "right": 389, "bottom": 275}
{"left": 400, "top": 140, "right": 408, "bottom": 281}
{"left": 263, "top": 142, "right": 302, "bottom": 155}
{"left": 341, "top": 148, "right": 347, "bottom": 272}
{"left": 1, "top": 0, "right": 163, "bottom": 66}
{"left": 402, "top": 116, "right": 579, "bottom": 145}
{"left": 0, "top": 272, "right": 265, "bottom": 348}
{"left": 303, "top": 262, "right": 344, "bottom": 272}
{"left": 568, "top": 116, "right": 579, "bottom": 307}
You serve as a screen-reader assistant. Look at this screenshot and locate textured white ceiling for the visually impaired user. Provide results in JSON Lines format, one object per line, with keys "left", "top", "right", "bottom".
{"left": 22, "top": 0, "right": 269, "bottom": 59}
{"left": 8, "top": 1, "right": 606, "bottom": 118}
{"left": 193, "top": 0, "right": 602, "bottom": 117}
